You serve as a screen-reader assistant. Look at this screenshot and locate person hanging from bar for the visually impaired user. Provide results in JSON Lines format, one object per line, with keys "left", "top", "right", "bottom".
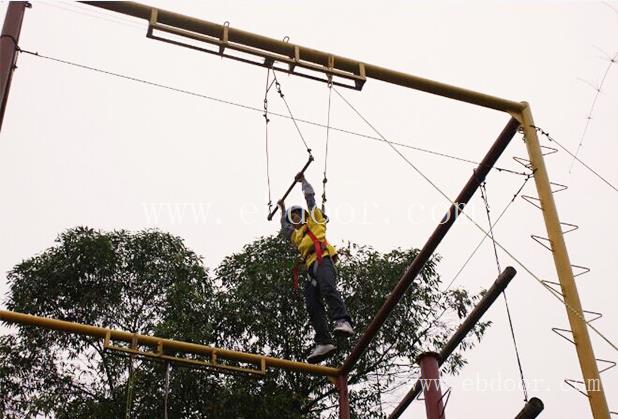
{"left": 278, "top": 173, "right": 354, "bottom": 364}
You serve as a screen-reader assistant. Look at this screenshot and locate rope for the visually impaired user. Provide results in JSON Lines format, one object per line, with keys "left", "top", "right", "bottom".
{"left": 322, "top": 82, "right": 333, "bottom": 213}
{"left": 502, "top": 292, "right": 528, "bottom": 399}
{"left": 333, "top": 86, "right": 618, "bottom": 354}
{"left": 420, "top": 173, "right": 532, "bottom": 356}
{"left": 16, "top": 48, "right": 527, "bottom": 177}
{"left": 263, "top": 68, "right": 276, "bottom": 213}
{"left": 271, "top": 71, "right": 312, "bottom": 156}
{"left": 479, "top": 181, "right": 502, "bottom": 273}
{"left": 569, "top": 52, "right": 617, "bottom": 172}
{"left": 37, "top": 0, "right": 143, "bottom": 31}
{"left": 604, "top": 1, "right": 618, "bottom": 15}
{"left": 125, "top": 355, "right": 136, "bottom": 419}
{"left": 442, "top": 174, "right": 532, "bottom": 295}
{"left": 480, "top": 180, "right": 529, "bottom": 402}
{"left": 163, "top": 361, "right": 171, "bottom": 419}
{"left": 533, "top": 125, "right": 618, "bottom": 193}
{"left": 375, "top": 369, "right": 384, "bottom": 416}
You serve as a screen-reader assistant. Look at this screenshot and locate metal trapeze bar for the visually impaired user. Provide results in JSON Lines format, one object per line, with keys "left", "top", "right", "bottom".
{"left": 267, "top": 154, "right": 314, "bottom": 221}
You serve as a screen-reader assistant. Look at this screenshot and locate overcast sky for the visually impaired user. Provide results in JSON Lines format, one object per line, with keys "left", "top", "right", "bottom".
{"left": 1, "top": 1, "right": 617, "bottom": 418}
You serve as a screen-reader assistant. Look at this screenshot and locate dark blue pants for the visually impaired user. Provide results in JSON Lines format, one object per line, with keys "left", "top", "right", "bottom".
{"left": 304, "top": 256, "right": 351, "bottom": 345}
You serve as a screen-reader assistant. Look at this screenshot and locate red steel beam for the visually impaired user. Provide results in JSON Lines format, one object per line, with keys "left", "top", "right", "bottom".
{"left": 418, "top": 352, "right": 446, "bottom": 419}
{"left": 341, "top": 117, "right": 520, "bottom": 375}
{"left": 336, "top": 374, "right": 351, "bottom": 419}
{"left": 515, "top": 397, "right": 545, "bottom": 419}
{"left": 0, "top": 1, "right": 29, "bottom": 132}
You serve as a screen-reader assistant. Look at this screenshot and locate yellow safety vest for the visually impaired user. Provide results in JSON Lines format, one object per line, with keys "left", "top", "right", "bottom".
{"left": 290, "top": 208, "right": 337, "bottom": 269}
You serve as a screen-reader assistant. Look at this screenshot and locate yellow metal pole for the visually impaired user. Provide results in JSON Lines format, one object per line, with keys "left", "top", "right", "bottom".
{"left": 81, "top": 1, "right": 525, "bottom": 114}
{"left": 519, "top": 104, "right": 610, "bottom": 419}
{"left": 0, "top": 310, "right": 339, "bottom": 378}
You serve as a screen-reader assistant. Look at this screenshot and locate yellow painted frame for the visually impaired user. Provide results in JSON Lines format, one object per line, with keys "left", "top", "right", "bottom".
{"left": 1, "top": 2, "right": 609, "bottom": 417}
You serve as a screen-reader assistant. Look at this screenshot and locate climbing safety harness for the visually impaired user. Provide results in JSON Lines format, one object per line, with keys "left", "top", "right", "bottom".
{"left": 292, "top": 226, "right": 333, "bottom": 289}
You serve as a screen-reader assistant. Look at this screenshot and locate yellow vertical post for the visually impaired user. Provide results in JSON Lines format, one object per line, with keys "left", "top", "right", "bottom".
{"left": 520, "top": 103, "right": 610, "bottom": 419}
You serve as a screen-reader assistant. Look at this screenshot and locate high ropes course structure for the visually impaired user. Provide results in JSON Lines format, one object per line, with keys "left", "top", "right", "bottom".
{"left": 0, "top": 2, "right": 615, "bottom": 418}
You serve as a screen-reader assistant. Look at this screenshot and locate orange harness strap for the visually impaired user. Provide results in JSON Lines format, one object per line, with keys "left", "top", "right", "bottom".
{"left": 305, "top": 228, "right": 327, "bottom": 264}
{"left": 292, "top": 227, "right": 329, "bottom": 289}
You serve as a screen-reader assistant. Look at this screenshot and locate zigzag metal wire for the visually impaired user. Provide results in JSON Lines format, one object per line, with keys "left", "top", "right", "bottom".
{"left": 552, "top": 326, "right": 616, "bottom": 398}
{"left": 438, "top": 387, "right": 452, "bottom": 418}
{"left": 572, "top": 264, "right": 591, "bottom": 278}
{"left": 531, "top": 234, "right": 553, "bottom": 252}
{"left": 512, "top": 145, "right": 559, "bottom": 170}
{"left": 520, "top": 135, "right": 615, "bottom": 406}
{"left": 521, "top": 182, "right": 568, "bottom": 210}
{"left": 542, "top": 279, "right": 563, "bottom": 296}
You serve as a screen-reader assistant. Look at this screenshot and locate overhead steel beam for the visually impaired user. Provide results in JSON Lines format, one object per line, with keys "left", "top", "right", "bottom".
{"left": 80, "top": 1, "right": 524, "bottom": 113}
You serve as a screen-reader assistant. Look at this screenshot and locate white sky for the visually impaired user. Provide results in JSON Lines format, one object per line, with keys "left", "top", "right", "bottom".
{"left": 1, "top": 1, "right": 617, "bottom": 418}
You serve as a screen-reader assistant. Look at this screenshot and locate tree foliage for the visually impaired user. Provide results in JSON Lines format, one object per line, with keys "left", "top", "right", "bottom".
{"left": 0, "top": 227, "right": 489, "bottom": 418}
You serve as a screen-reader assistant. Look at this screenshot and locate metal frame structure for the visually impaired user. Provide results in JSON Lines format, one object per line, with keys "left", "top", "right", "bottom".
{"left": 0, "top": 1, "right": 610, "bottom": 418}
{"left": 0, "top": 310, "right": 339, "bottom": 378}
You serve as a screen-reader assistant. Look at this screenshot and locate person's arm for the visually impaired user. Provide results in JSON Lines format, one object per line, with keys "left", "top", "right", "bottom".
{"left": 278, "top": 199, "right": 294, "bottom": 241}
{"left": 296, "top": 173, "right": 316, "bottom": 210}
{"left": 296, "top": 173, "right": 327, "bottom": 224}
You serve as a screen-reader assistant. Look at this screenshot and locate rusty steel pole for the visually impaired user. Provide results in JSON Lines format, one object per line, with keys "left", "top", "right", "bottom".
{"left": 336, "top": 375, "right": 351, "bottom": 419}
{"left": 514, "top": 397, "right": 545, "bottom": 419}
{"left": 341, "top": 118, "right": 520, "bottom": 375}
{"left": 389, "top": 267, "right": 516, "bottom": 419}
{"left": 0, "top": 1, "right": 29, "bottom": 133}
{"left": 418, "top": 352, "right": 446, "bottom": 419}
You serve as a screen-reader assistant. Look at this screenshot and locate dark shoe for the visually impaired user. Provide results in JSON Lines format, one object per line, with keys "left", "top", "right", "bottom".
{"left": 333, "top": 319, "right": 354, "bottom": 337}
{"left": 307, "top": 343, "right": 337, "bottom": 364}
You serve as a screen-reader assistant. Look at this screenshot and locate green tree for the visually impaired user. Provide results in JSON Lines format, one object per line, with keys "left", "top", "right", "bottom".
{"left": 0, "top": 227, "right": 489, "bottom": 418}
{"left": 0, "top": 227, "right": 215, "bottom": 418}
